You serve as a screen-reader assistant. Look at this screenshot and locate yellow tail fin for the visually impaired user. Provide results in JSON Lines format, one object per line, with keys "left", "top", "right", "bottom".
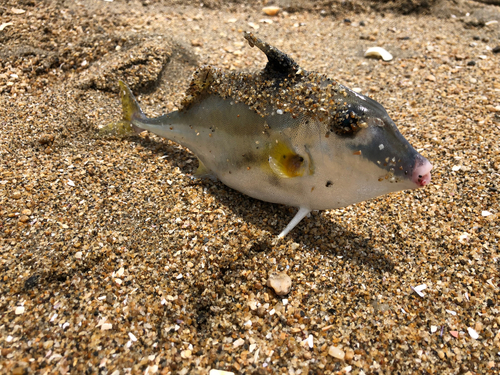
{"left": 99, "top": 81, "right": 145, "bottom": 135}
{"left": 118, "top": 81, "right": 144, "bottom": 123}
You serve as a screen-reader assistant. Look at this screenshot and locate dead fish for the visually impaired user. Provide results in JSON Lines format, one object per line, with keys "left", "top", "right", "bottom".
{"left": 103, "top": 32, "right": 432, "bottom": 238}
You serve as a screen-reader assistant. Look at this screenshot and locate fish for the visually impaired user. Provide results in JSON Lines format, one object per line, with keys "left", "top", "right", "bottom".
{"left": 102, "top": 32, "right": 432, "bottom": 238}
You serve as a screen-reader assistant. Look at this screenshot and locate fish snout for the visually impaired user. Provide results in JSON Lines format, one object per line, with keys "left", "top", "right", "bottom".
{"left": 412, "top": 156, "right": 432, "bottom": 187}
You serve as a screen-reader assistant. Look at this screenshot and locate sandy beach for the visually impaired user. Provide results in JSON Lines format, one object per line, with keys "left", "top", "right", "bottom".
{"left": 1, "top": 0, "right": 499, "bottom": 373}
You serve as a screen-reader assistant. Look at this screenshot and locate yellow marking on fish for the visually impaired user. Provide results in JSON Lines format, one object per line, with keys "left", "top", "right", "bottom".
{"left": 268, "top": 142, "right": 307, "bottom": 178}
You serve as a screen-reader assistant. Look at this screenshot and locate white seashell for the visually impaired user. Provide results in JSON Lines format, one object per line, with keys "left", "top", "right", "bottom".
{"left": 467, "top": 327, "right": 479, "bottom": 339}
{"left": 365, "top": 47, "right": 393, "bottom": 61}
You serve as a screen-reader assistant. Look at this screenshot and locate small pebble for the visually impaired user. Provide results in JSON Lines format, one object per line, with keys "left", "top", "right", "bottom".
{"left": 492, "top": 46, "right": 500, "bottom": 54}
{"left": 328, "top": 346, "right": 345, "bottom": 360}
{"left": 262, "top": 6, "right": 280, "bottom": 16}
{"left": 267, "top": 272, "right": 292, "bottom": 296}
{"left": 43, "top": 340, "right": 54, "bottom": 350}
{"left": 344, "top": 348, "right": 354, "bottom": 361}
{"left": 15, "top": 306, "right": 25, "bottom": 315}
{"left": 38, "top": 134, "right": 55, "bottom": 145}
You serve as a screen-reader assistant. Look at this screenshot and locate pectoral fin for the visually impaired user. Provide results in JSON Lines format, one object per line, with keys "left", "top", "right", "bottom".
{"left": 194, "top": 158, "right": 216, "bottom": 180}
{"left": 268, "top": 142, "right": 307, "bottom": 178}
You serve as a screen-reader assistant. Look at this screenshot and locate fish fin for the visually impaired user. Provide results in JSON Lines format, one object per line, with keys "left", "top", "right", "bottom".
{"left": 180, "top": 66, "right": 216, "bottom": 110}
{"left": 118, "top": 80, "right": 146, "bottom": 123}
{"left": 193, "top": 158, "right": 217, "bottom": 180}
{"left": 268, "top": 142, "right": 307, "bottom": 178}
{"left": 244, "top": 32, "right": 303, "bottom": 77}
{"left": 99, "top": 81, "right": 146, "bottom": 136}
{"left": 278, "top": 207, "right": 311, "bottom": 238}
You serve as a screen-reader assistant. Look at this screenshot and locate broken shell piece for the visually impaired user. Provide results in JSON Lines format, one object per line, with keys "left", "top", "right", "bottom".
{"left": 233, "top": 338, "right": 245, "bottom": 348}
{"left": 267, "top": 272, "right": 292, "bottom": 296}
{"left": 364, "top": 47, "right": 393, "bottom": 61}
{"left": 262, "top": 6, "right": 280, "bottom": 16}
{"left": 101, "top": 323, "right": 112, "bottom": 331}
{"left": 301, "top": 334, "right": 313, "bottom": 348}
{"left": 411, "top": 284, "right": 427, "bottom": 297}
{"left": 209, "top": 371, "right": 235, "bottom": 375}
{"left": 0, "top": 23, "right": 14, "bottom": 32}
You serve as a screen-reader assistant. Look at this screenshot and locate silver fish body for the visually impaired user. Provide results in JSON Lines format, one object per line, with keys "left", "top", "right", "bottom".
{"left": 107, "top": 32, "right": 432, "bottom": 237}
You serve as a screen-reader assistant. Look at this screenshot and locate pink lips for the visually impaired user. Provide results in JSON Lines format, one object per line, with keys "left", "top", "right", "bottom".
{"left": 412, "top": 158, "right": 433, "bottom": 187}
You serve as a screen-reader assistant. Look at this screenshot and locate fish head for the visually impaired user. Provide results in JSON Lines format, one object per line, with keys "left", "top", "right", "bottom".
{"left": 310, "top": 85, "right": 432, "bottom": 207}
{"left": 338, "top": 86, "right": 432, "bottom": 185}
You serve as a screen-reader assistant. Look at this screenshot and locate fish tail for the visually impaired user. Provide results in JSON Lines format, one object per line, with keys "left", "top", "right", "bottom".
{"left": 118, "top": 80, "right": 145, "bottom": 125}
{"left": 99, "top": 81, "right": 146, "bottom": 135}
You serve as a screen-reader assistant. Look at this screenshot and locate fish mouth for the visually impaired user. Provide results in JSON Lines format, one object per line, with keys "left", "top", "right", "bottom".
{"left": 411, "top": 156, "right": 432, "bottom": 187}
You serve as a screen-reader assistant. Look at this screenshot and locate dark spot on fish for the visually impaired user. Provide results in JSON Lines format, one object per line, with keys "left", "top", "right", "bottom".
{"left": 326, "top": 181, "right": 333, "bottom": 187}
{"left": 241, "top": 153, "right": 258, "bottom": 164}
{"left": 268, "top": 175, "right": 282, "bottom": 187}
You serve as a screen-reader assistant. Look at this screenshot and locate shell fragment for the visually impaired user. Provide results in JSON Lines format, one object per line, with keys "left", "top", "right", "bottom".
{"left": 365, "top": 47, "right": 393, "bottom": 61}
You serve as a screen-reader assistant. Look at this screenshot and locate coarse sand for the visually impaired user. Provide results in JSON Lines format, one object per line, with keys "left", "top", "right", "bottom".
{"left": 1, "top": 0, "right": 500, "bottom": 374}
